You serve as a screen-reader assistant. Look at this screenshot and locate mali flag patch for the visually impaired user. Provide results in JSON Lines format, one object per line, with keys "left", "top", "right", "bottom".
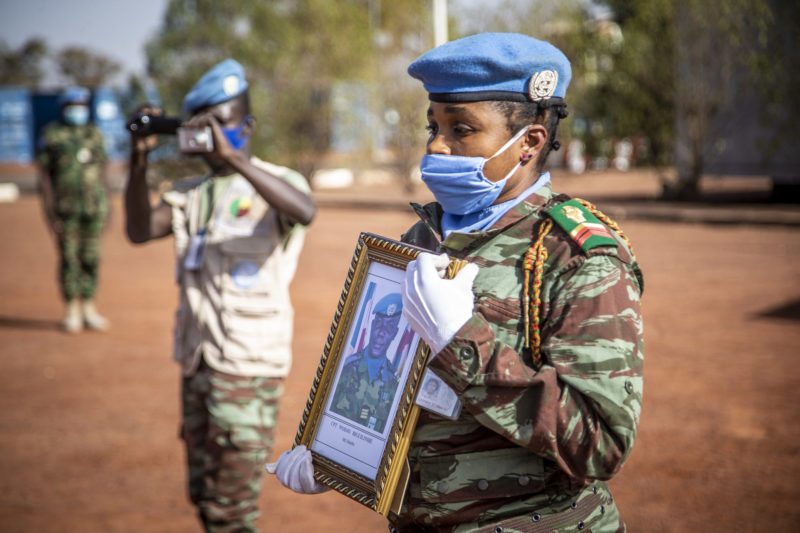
{"left": 546, "top": 199, "right": 618, "bottom": 251}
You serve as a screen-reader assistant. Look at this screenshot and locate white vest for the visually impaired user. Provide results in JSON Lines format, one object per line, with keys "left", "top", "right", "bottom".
{"left": 164, "top": 158, "right": 307, "bottom": 377}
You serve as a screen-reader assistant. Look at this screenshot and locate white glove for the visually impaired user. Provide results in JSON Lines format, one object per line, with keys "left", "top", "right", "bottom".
{"left": 402, "top": 252, "right": 479, "bottom": 356}
{"left": 264, "top": 445, "right": 329, "bottom": 494}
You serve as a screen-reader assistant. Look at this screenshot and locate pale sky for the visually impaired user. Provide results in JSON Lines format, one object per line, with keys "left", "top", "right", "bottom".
{"left": 0, "top": 0, "right": 169, "bottom": 86}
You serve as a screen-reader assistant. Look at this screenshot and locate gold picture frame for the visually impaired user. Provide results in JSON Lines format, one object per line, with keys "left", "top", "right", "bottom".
{"left": 293, "top": 232, "right": 462, "bottom": 516}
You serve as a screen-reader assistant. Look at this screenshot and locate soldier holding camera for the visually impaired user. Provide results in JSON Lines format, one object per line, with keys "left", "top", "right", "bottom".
{"left": 124, "top": 59, "right": 315, "bottom": 533}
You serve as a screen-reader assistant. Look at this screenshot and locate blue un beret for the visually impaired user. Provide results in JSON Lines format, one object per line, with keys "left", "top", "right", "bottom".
{"left": 182, "top": 59, "right": 249, "bottom": 114}
{"left": 58, "top": 86, "right": 91, "bottom": 107}
{"left": 408, "top": 32, "right": 571, "bottom": 104}
{"left": 373, "top": 293, "right": 403, "bottom": 318}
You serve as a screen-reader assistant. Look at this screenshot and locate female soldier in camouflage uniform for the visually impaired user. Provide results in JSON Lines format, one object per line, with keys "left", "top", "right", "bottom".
{"left": 270, "top": 33, "right": 644, "bottom": 533}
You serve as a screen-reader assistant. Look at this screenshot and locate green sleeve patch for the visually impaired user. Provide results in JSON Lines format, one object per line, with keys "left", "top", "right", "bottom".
{"left": 546, "top": 199, "right": 618, "bottom": 251}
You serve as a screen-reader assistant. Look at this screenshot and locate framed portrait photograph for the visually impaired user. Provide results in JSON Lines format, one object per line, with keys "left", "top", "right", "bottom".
{"left": 293, "top": 232, "right": 464, "bottom": 516}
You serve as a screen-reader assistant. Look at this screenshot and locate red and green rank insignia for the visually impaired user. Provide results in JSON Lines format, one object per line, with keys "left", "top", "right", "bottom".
{"left": 547, "top": 199, "right": 618, "bottom": 251}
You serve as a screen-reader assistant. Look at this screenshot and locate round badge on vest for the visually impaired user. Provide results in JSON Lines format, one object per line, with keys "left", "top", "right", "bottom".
{"left": 77, "top": 147, "right": 92, "bottom": 163}
{"left": 231, "top": 260, "right": 260, "bottom": 289}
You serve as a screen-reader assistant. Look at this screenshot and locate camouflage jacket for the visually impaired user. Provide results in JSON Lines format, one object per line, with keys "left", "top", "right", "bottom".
{"left": 37, "top": 122, "right": 108, "bottom": 217}
{"left": 392, "top": 183, "right": 644, "bottom": 532}
{"left": 331, "top": 346, "right": 399, "bottom": 434}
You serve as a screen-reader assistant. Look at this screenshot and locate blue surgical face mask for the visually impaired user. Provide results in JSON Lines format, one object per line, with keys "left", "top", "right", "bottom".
{"left": 420, "top": 125, "right": 531, "bottom": 215}
{"left": 221, "top": 115, "right": 251, "bottom": 150}
{"left": 62, "top": 105, "right": 90, "bottom": 126}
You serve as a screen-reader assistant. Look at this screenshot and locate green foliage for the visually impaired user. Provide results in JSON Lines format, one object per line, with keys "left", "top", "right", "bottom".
{"left": 366, "top": 0, "right": 434, "bottom": 187}
{"left": 582, "top": 0, "right": 676, "bottom": 165}
{"left": 117, "top": 74, "right": 149, "bottom": 115}
{"left": 0, "top": 38, "right": 48, "bottom": 86}
{"left": 453, "top": 0, "right": 778, "bottom": 179}
{"left": 593, "top": 0, "right": 778, "bottom": 179}
{"left": 738, "top": 0, "right": 799, "bottom": 158}
{"left": 57, "top": 46, "right": 122, "bottom": 87}
{"left": 2, "top": 38, "right": 122, "bottom": 89}
{"left": 144, "top": 0, "right": 432, "bottom": 177}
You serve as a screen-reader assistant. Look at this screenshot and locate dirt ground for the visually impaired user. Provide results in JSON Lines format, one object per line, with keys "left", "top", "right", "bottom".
{"left": 1, "top": 171, "right": 799, "bottom": 532}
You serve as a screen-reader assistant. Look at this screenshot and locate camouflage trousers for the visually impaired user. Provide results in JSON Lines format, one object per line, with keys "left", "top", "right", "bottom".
{"left": 56, "top": 212, "right": 105, "bottom": 301}
{"left": 181, "top": 360, "right": 284, "bottom": 533}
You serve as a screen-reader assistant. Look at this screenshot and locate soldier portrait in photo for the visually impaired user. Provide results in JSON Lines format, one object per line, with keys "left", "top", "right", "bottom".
{"left": 330, "top": 292, "right": 403, "bottom": 434}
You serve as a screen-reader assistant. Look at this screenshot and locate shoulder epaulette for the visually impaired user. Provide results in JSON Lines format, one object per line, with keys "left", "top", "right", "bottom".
{"left": 546, "top": 199, "right": 618, "bottom": 251}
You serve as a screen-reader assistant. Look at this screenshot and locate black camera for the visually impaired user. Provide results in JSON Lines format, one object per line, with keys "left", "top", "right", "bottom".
{"left": 127, "top": 113, "right": 214, "bottom": 153}
{"left": 126, "top": 113, "right": 183, "bottom": 135}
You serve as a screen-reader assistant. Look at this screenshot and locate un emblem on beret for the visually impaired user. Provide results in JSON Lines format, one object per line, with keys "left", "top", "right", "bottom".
{"left": 528, "top": 69, "right": 558, "bottom": 101}
{"left": 222, "top": 75, "right": 240, "bottom": 96}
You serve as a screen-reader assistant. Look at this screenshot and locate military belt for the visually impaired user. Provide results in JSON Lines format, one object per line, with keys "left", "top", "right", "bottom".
{"left": 472, "top": 491, "right": 607, "bottom": 533}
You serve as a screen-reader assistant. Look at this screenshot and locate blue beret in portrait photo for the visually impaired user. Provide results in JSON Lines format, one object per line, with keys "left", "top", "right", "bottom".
{"left": 182, "top": 58, "right": 249, "bottom": 114}
{"left": 408, "top": 32, "right": 571, "bottom": 103}
{"left": 373, "top": 293, "right": 403, "bottom": 318}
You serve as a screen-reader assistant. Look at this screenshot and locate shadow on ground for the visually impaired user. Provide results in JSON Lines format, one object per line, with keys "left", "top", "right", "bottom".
{"left": 0, "top": 314, "right": 61, "bottom": 331}
{"left": 755, "top": 298, "right": 800, "bottom": 321}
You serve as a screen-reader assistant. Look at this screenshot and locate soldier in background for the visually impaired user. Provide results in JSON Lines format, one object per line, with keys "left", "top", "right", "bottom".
{"left": 330, "top": 293, "right": 402, "bottom": 434}
{"left": 269, "top": 33, "right": 644, "bottom": 533}
{"left": 37, "top": 86, "right": 111, "bottom": 333}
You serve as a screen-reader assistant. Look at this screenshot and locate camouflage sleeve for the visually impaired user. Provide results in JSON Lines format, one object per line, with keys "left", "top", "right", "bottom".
{"left": 427, "top": 253, "right": 643, "bottom": 482}
{"left": 35, "top": 124, "right": 54, "bottom": 170}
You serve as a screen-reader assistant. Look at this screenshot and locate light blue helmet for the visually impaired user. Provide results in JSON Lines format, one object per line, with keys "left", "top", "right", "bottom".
{"left": 182, "top": 58, "right": 249, "bottom": 114}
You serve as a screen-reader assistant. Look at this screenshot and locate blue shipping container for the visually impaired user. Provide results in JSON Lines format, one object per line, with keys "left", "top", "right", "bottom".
{"left": 92, "top": 87, "right": 128, "bottom": 161}
{"left": 31, "top": 91, "right": 61, "bottom": 155}
{"left": 0, "top": 87, "right": 35, "bottom": 164}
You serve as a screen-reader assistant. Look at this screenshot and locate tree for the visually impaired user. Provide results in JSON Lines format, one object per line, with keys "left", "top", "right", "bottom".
{"left": 56, "top": 46, "right": 122, "bottom": 87}
{"left": 579, "top": 0, "right": 777, "bottom": 198}
{"left": 455, "top": 1, "right": 780, "bottom": 198}
{"left": 145, "top": 0, "right": 368, "bottom": 177}
{"left": 362, "top": 0, "right": 433, "bottom": 190}
{"left": 578, "top": 0, "right": 676, "bottom": 167}
{"left": 0, "top": 38, "right": 48, "bottom": 86}
{"left": 667, "top": 0, "right": 773, "bottom": 198}
{"left": 143, "top": 0, "right": 438, "bottom": 181}
{"left": 450, "top": 0, "right": 614, "bottom": 166}
{"left": 746, "top": 0, "right": 800, "bottom": 182}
